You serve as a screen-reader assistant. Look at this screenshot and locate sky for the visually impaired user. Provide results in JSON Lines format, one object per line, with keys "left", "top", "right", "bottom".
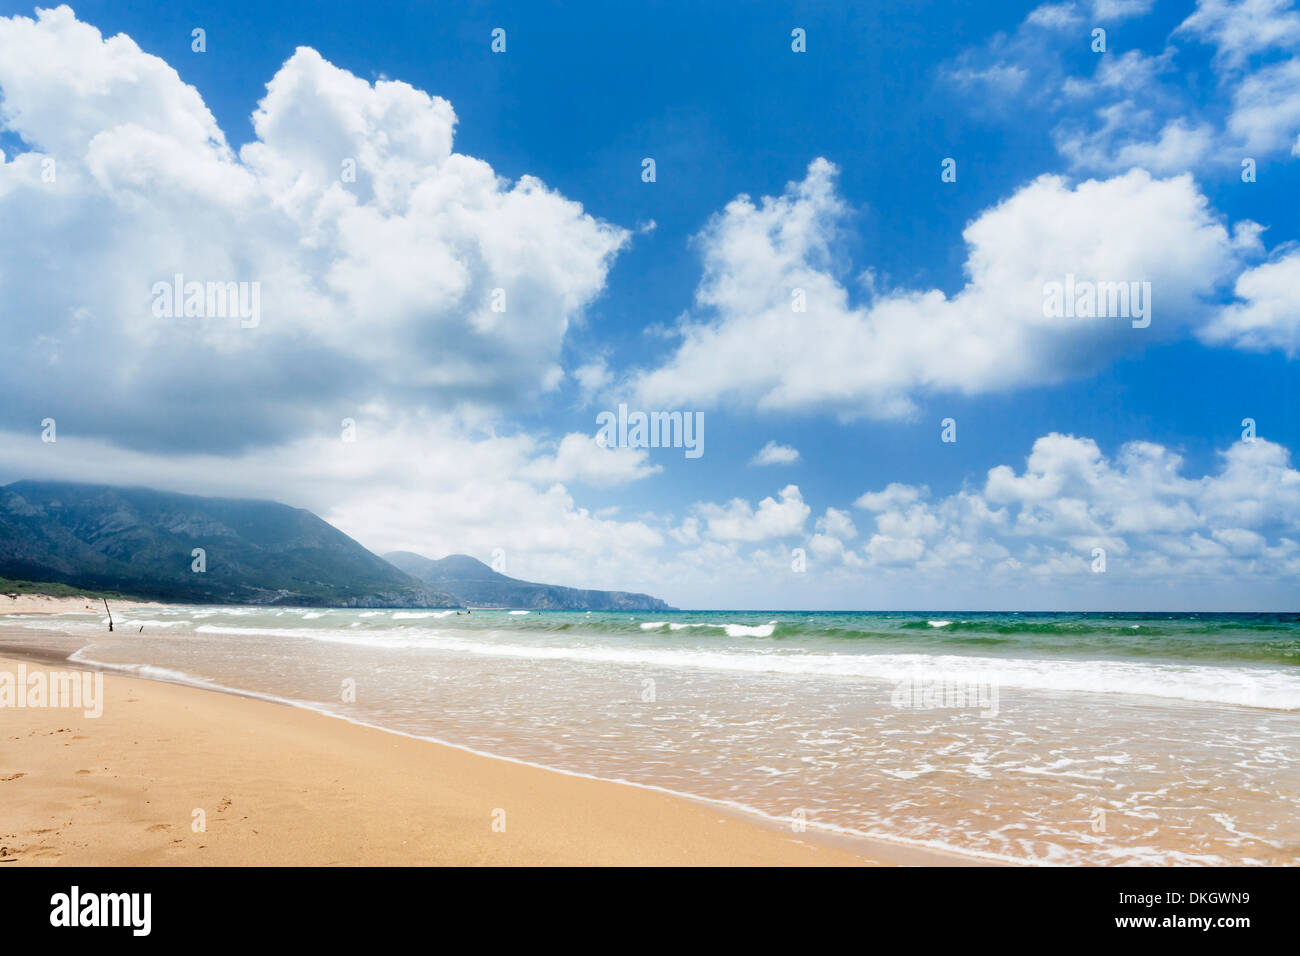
{"left": 0, "top": 0, "right": 1298, "bottom": 609}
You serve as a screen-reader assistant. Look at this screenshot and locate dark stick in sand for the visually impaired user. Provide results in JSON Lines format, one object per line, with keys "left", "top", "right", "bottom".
{"left": 103, "top": 597, "right": 113, "bottom": 632}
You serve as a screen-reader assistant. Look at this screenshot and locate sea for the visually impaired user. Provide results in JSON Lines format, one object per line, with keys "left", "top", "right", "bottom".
{"left": 4, "top": 607, "right": 1298, "bottom": 865}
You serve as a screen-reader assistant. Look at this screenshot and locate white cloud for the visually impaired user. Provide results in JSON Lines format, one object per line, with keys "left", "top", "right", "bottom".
{"left": 524, "top": 432, "right": 661, "bottom": 488}
{"left": 855, "top": 482, "right": 927, "bottom": 511}
{"left": 955, "top": 1, "right": 1300, "bottom": 174}
{"left": 1177, "top": 0, "right": 1300, "bottom": 69}
{"left": 1226, "top": 58, "right": 1300, "bottom": 155}
{"left": 949, "top": 63, "right": 1030, "bottom": 96}
{"left": 1091, "top": 0, "right": 1156, "bottom": 21}
{"left": 631, "top": 160, "right": 1246, "bottom": 419}
{"left": 0, "top": 7, "right": 629, "bottom": 452}
{"left": 750, "top": 441, "right": 801, "bottom": 466}
{"left": 816, "top": 507, "right": 857, "bottom": 540}
{"left": 808, "top": 506, "right": 859, "bottom": 563}
{"left": 694, "top": 485, "right": 811, "bottom": 542}
{"left": 572, "top": 359, "right": 613, "bottom": 402}
{"left": 1200, "top": 248, "right": 1300, "bottom": 355}
{"left": 840, "top": 434, "right": 1300, "bottom": 581}
{"left": 1167, "top": 1, "right": 1300, "bottom": 164}
{"left": 1027, "top": 4, "right": 1083, "bottom": 29}
{"left": 1056, "top": 106, "right": 1217, "bottom": 174}
{"left": 942, "top": 9, "right": 1078, "bottom": 109}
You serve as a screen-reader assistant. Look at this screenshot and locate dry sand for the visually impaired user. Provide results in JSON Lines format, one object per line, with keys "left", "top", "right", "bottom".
{"left": 0, "top": 654, "right": 961, "bottom": 866}
{"left": 0, "top": 594, "right": 163, "bottom": 615}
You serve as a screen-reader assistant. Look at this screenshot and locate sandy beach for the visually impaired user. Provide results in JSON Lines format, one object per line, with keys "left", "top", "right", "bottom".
{"left": 0, "top": 652, "right": 932, "bottom": 866}
{"left": 5, "top": 598, "right": 1295, "bottom": 865}
{"left": 0, "top": 594, "right": 164, "bottom": 615}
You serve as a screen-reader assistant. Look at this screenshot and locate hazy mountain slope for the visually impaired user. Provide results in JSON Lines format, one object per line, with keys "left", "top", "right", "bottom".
{"left": 384, "top": 551, "right": 674, "bottom": 610}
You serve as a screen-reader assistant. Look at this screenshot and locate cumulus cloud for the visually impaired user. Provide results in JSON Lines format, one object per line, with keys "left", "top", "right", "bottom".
{"left": 1200, "top": 248, "right": 1300, "bottom": 355}
{"left": 0, "top": 6, "right": 629, "bottom": 453}
{"left": 693, "top": 485, "right": 811, "bottom": 542}
{"left": 855, "top": 482, "right": 927, "bottom": 511}
{"left": 524, "top": 432, "right": 661, "bottom": 487}
{"left": 808, "top": 506, "right": 859, "bottom": 563}
{"left": 630, "top": 160, "right": 1248, "bottom": 419}
{"left": 1055, "top": 106, "right": 1218, "bottom": 174}
{"left": 838, "top": 434, "right": 1300, "bottom": 584}
{"left": 750, "top": 441, "right": 800, "bottom": 466}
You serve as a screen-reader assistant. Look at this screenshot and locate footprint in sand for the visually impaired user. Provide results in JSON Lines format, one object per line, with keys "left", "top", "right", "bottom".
{"left": 74, "top": 769, "right": 92, "bottom": 776}
{"left": 76, "top": 795, "right": 100, "bottom": 808}
{"left": 0, "top": 773, "right": 25, "bottom": 782}
{"left": 146, "top": 823, "right": 172, "bottom": 832}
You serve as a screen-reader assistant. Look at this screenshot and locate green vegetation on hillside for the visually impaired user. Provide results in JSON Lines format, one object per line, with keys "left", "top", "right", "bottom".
{"left": 0, "top": 577, "right": 144, "bottom": 600}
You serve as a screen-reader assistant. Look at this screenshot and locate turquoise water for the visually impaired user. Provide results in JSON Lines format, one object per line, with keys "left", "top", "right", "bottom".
{"left": 418, "top": 610, "right": 1300, "bottom": 666}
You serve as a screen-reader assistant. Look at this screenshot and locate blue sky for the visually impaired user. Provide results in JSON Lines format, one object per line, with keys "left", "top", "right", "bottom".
{"left": 1, "top": 1, "right": 1298, "bottom": 608}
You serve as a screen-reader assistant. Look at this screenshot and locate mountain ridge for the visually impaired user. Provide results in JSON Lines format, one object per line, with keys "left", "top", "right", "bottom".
{"left": 0, "top": 480, "right": 459, "bottom": 607}
{"left": 384, "top": 550, "right": 675, "bottom": 611}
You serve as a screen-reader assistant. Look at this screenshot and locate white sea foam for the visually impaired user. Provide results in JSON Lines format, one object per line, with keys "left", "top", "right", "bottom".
{"left": 660, "top": 621, "right": 776, "bottom": 637}
{"left": 188, "top": 623, "right": 1300, "bottom": 710}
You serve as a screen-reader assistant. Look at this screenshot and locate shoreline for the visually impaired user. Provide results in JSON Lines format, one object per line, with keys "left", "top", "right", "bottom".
{"left": 0, "top": 643, "right": 985, "bottom": 866}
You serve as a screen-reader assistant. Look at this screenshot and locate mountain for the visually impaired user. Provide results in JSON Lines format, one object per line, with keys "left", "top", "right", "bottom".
{"left": 384, "top": 551, "right": 675, "bottom": 611}
{"left": 0, "top": 481, "right": 460, "bottom": 608}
